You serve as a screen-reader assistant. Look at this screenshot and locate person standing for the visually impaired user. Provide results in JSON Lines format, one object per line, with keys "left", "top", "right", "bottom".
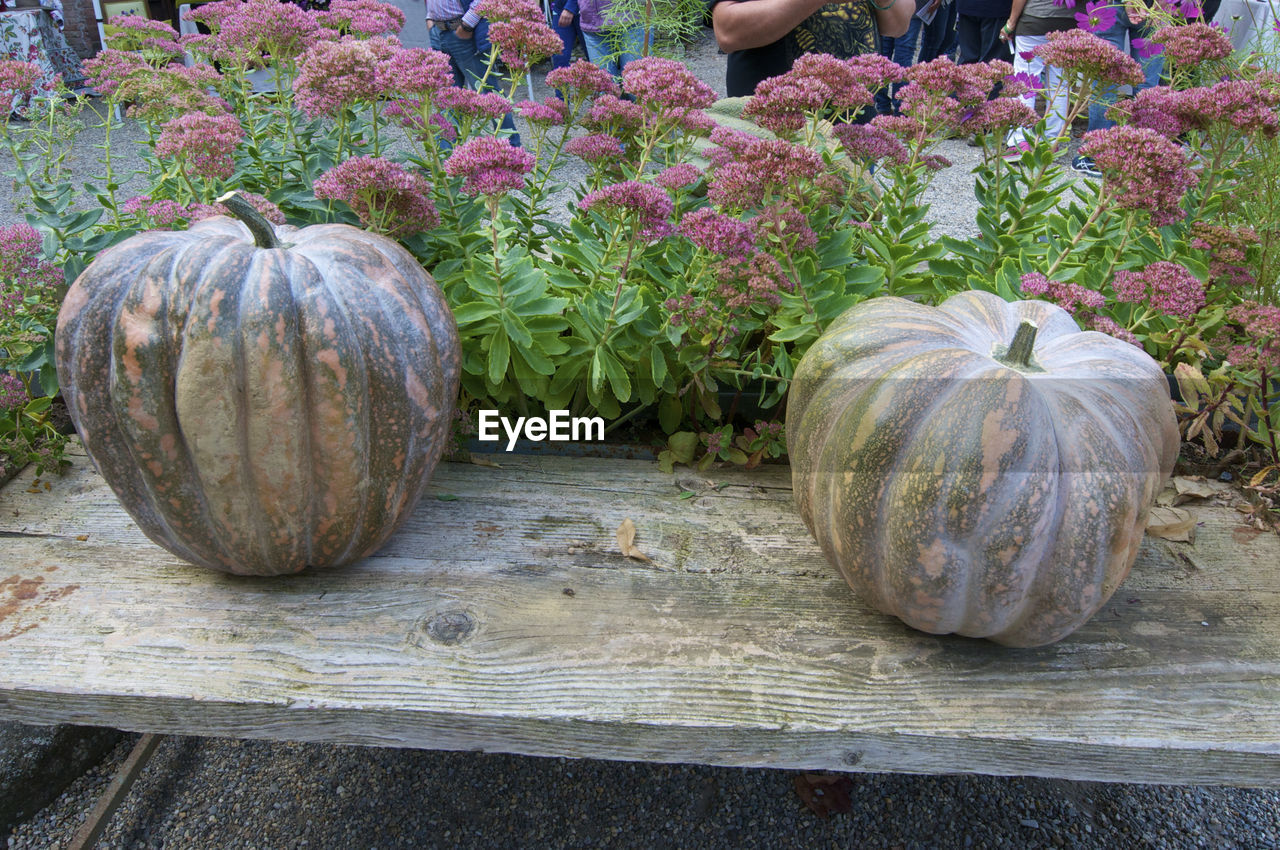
{"left": 559, "top": 0, "right": 652, "bottom": 79}
{"left": 1000, "top": 0, "right": 1084, "bottom": 151}
{"left": 1071, "top": 0, "right": 1163, "bottom": 177}
{"left": 707, "top": 0, "right": 913, "bottom": 97}
{"left": 956, "top": 0, "right": 1011, "bottom": 64}
{"left": 426, "top": 0, "right": 522, "bottom": 145}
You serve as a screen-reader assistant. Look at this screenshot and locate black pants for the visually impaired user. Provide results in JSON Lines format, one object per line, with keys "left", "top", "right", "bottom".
{"left": 956, "top": 14, "right": 1009, "bottom": 65}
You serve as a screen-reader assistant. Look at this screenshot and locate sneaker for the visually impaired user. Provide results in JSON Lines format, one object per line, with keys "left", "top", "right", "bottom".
{"left": 1002, "top": 141, "right": 1032, "bottom": 160}
{"left": 1072, "top": 155, "right": 1102, "bottom": 179}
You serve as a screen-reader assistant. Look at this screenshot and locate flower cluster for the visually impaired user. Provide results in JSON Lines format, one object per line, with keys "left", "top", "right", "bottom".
{"left": 1191, "top": 222, "right": 1259, "bottom": 289}
{"left": 102, "top": 16, "right": 185, "bottom": 61}
{"left": 318, "top": 0, "right": 405, "bottom": 37}
{"left": 1223, "top": 302, "right": 1280, "bottom": 371}
{"left": 654, "top": 163, "right": 702, "bottom": 190}
{"left": 489, "top": 17, "right": 563, "bottom": 71}
{"left": 208, "top": 0, "right": 322, "bottom": 64}
{"left": 1079, "top": 125, "right": 1197, "bottom": 226}
{"left": 314, "top": 156, "right": 439, "bottom": 236}
{"left": 444, "top": 136, "right": 535, "bottom": 196}
{"left": 1019, "top": 271, "right": 1106, "bottom": 315}
{"left": 544, "top": 59, "right": 618, "bottom": 100}
{"left": 743, "top": 53, "right": 874, "bottom": 135}
{"left": 437, "top": 86, "right": 513, "bottom": 121}
{"left": 293, "top": 37, "right": 397, "bottom": 117}
{"left": 384, "top": 48, "right": 456, "bottom": 100}
{"left": 1152, "top": 22, "right": 1233, "bottom": 68}
{"left": 579, "top": 180, "right": 674, "bottom": 242}
{"left": 1083, "top": 314, "right": 1140, "bottom": 346}
{"left": 0, "top": 60, "right": 40, "bottom": 100}
{"left": 680, "top": 208, "right": 755, "bottom": 260}
{"left": 832, "top": 123, "right": 909, "bottom": 164}
{"left": 188, "top": 192, "right": 287, "bottom": 224}
{"left": 845, "top": 53, "right": 906, "bottom": 91}
{"left": 582, "top": 95, "right": 644, "bottom": 138}
{"left": 708, "top": 138, "right": 826, "bottom": 210}
{"left": 622, "top": 57, "right": 717, "bottom": 111}
{"left": 753, "top": 204, "right": 817, "bottom": 252}
{"left": 0, "top": 224, "right": 61, "bottom": 321}
{"left": 155, "top": 112, "right": 244, "bottom": 181}
{"left": 1034, "top": 29, "right": 1145, "bottom": 87}
{"left": 565, "top": 132, "right": 624, "bottom": 164}
{"left": 516, "top": 98, "right": 569, "bottom": 126}
{"left": 473, "top": 0, "right": 543, "bottom": 22}
{"left": 1111, "top": 262, "right": 1205, "bottom": 318}
{"left": 122, "top": 193, "right": 285, "bottom": 227}
{"left": 80, "top": 50, "right": 147, "bottom": 97}
{"left": 0, "top": 374, "right": 25, "bottom": 413}
{"left": 712, "top": 252, "right": 792, "bottom": 309}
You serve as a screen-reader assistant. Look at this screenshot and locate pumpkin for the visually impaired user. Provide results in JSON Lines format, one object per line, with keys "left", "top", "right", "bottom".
{"left": 55, "top": 194, "right": 460, "bottom": 576}
{"left": 787, "top": 290, "right": 1179, "bottom": 647}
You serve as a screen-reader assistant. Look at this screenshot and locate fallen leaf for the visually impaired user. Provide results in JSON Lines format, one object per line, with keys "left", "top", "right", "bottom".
{"left": 1155, "top": 486, "right": 1178, "bottom": 507}
{"left": 470, "top": 454, "right": 502, "bottom": 468}
{"left": 436, "top": 494, "right": 459, "bottom": 502}
{"left": 1146, "top": 506, "right": 1196, "bottom": 543}
{"left": 793, "top": 773, "right": 854, "bottom": 818}
{"left": 678, "top": 491, "right": 696, "bottom": 500}
{"left": 616, "top": 518, "right": 652, "bottom": 562}
{"left": 1169, "top": 476, "right": 1224, "bottom": 504}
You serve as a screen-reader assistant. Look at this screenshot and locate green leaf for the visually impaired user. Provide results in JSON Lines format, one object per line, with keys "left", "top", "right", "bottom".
{"left": 451, "top": 302, "right": 501, "bottom": 325}
{"left": 487, "top": 328, "right": 510, "bottom": 387}
{"left": 436, "top": 493, "right": 459, "bottom": 501}
{"left": 658, "top": 394, "right": 683, "bottom": 434}
{"left": 599, "top": 347, "right": 632, "bottom": 401}
{"left": 649, "top": 346, "right": 668, "bottom": 387}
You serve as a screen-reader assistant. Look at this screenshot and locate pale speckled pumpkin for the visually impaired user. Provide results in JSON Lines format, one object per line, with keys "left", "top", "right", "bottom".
{"left": 787, "top": 290, "right": 1179, "bottom": 647}
{"left": 55, "top": 196, "right": 460, "bottom": 576}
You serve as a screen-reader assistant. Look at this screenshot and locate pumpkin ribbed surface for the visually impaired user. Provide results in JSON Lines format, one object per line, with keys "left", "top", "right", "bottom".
{"left": 55, "top": 216, "right": 460, "bottom": 576}
{"left": 787, "top": 291, "right": 1179, "bottom": 647}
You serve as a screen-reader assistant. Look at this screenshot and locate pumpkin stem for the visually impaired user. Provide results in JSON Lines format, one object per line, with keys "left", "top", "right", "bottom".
{"left": 217, "top": 191, "right": 280, "bottom": 249}
{"left": 1001, "top": 320, "right": 1039, "bottom": 369}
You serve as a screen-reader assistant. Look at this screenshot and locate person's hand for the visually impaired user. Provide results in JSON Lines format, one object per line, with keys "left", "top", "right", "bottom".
{"left": 455, "top": 24, "right": 473, "bottom": 39}
{"left": 558, "top": 9, "right": 573, "bottom": 27}
{"left": 926, "top": 0, "right": 941, "bottom": 12}
{"left": 999, "top": 21, "right": 1015, "bottom": 41}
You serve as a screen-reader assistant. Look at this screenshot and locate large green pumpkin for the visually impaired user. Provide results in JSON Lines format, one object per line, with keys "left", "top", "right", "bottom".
{"left": 55, "top": 196, "right": 460, "bottom": 576}
{"left": 787, "top": 290, "right": 1179, "bottom": 647}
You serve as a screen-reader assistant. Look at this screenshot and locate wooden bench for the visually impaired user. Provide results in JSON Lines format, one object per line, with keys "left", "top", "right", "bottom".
{"left": 2, "top": 442, "right": 1278, "bottom": 788}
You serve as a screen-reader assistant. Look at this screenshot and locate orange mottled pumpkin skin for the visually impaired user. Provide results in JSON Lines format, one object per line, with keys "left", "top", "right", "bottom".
{"left": 787, "top": 291, "right": 1179, "bottom": 647}
{"left": 55, "top": 217, "right": 460, "bottom": 576}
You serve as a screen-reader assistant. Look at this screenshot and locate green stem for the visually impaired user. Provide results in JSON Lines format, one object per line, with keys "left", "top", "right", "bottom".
{"left": 1044, "top": 191, "right": 1112, "bottom": 280}
{"left": 218, "top": 190, "right": 281, "bottom": 248}
{"left": 999, "top": 320, "right": 1039, "bottom": 369}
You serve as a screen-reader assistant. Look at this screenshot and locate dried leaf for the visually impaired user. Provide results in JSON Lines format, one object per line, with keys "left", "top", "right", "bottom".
{"left": 470, "top": 454, "right": 502, "bottom": 468}
{"left": 793, "top": 773, "right": 854, "bottom": 818}
{"left": 616, "top": 518, "right": 652, "bottom": 562}
{"left": 1173, "top": 476, "right": 1220, "bottom": 500}
{"left": 1146, "top": 506, "right": 1196, "bottom": 543}
{"left": 1156, "top": 486, "right": 1179, "bottom": 507}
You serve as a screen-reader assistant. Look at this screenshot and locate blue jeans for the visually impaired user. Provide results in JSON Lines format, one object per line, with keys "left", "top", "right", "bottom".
{"left": 1087, "top": 7, "right": 1163, "bottom": 132}
{"left": 550, "top": 0, "right": 583, "bottom": 98}
{"left": 875, "top": 2, "right": 957, "bottom": 114}
{"left": 430, "top": 26, "right": 521, "bottom": 146}
{"left": 581, "top": 27, "right": 650, "bottom": 79}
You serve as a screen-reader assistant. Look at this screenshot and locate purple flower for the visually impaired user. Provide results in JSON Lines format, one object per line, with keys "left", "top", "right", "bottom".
{"left": 1004, "top": 70, "right": 1043, "bottom": 92}
{"left": 0, "top": 374, "right": 26, "bottom": 413}
{"left": 654, "top": 163, "right": 702, "bottom": 190}
{"left": 565, "top": 133, "right": 624, "bottom": 164}
{"left": 293, "top": 37, "right": 397, "bottom": 117}
{"left": 1152, "top": 22, "right": 1233, "bottom": 67}
{"left": 444, "top": 136, "right": 535, "bottom": 196}
{"left": 545, "top": 59, "right": 618, "bottom": 99}
{"left": 1083, "top": 314, "right": 1140, "bottom": 346}
{"left": 1076, "top": 0, "right": 1118, "bottom": 33}
{"left": 516, "top": 98, "right": 569, "bottom": 125}
{"left": 317, "top": 0, "right": 405, "bottom": 37}
{"left": 1131, "top": 37, "right": 1163, "bottom": 58}
{"left": 622, "top": 57, "right": 717, "bottom": 111}
{"left": 1019, "top": 272, "right": 1105, "bottom": 315}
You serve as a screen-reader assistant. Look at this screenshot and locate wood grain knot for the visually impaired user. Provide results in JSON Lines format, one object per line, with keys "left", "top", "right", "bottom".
{"left": 421, "top": 610, "right": 476, "bottom": 646}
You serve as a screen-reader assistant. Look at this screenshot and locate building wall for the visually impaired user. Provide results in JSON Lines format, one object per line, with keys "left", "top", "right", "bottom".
{"left": 59, "top": 0, "right": 100, "bottom": 59}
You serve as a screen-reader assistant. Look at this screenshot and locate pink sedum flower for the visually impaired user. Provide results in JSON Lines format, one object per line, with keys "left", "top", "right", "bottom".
{"left": 517, "top": 98, "right": 569, "bottom": 125}
{"left": 565, "top": 132, "right": 624, "bottom": 163}
{"left": 294, "top": 37, "right": 397, "bottom": 117}
{"left": 1083, "top": 314, "right": 1141, "bottom": 346}
{"left": 0, "top": 60, "right": 42, "bottom": 97}
{"left": 444, "top": 136, "right": 535, "bottom": 195}
{"left": 1019, "top": 272, "right": 1106, "bottom": 315}
{"left": 579, "top": 180, "right": 674, "bottom": 241}
{"left": 1152, "top": 22, "right": 1232, "bottom": 67}
{"left": 318, "top": 0, "right": 405, "bottom": 37}
{"left": 1111, "top": 262, "right": 1205, "bottom": 318}
{"left": 832, "top": 123, "right": 909, "bottom": 164}
{"left": 1034, "top": 29, "right": 1144, "bottom": 87}
{"left": 155, "top": 112, "right": 244, "bottom": 180}
{"left": 489, "top": 17, "right": 563, "bottom": 71}
{"left": 654, "top": 163, "right": 703, "bottom": 190}
{"left": 544, "top": 59, "right": 618, "bottom": 99}
{"left": 621, "top": 57, "right": 717, "bottom": 111}
{"left": 679, "top": 208, "right": 755, "bottom": 259}
{"left": 1080, "top": 125, "right": 1197, "bottom": 226}
{"left": 314, "top": 156, "right": 438, "bottom": 236}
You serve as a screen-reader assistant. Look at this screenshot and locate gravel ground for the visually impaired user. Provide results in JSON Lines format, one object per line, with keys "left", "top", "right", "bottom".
{"left": 3, "top": 25, "right": 1279, "bottom": 850}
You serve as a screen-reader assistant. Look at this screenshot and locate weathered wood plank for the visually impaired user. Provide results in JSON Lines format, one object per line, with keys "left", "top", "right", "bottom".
{"left": 1, "top": 443, "right": 1277, "bottom": 786}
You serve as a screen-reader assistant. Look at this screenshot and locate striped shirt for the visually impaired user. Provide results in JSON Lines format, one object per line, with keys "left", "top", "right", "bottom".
{"left": 425, "top": 0, "right": 481, "bottom": 28}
